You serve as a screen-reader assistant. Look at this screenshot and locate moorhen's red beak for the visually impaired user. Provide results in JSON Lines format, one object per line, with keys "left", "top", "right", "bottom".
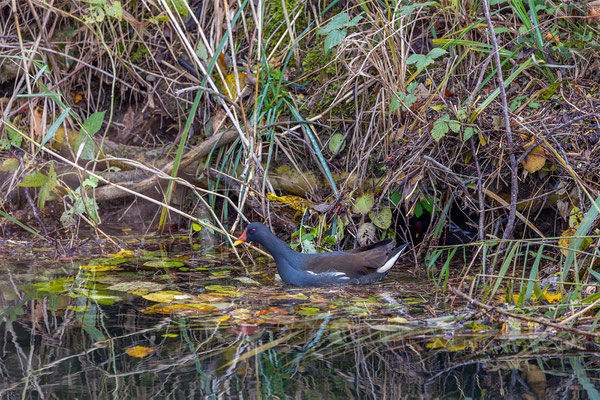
{"left": 233, "top": 228, "right": 247, "bottom": 246}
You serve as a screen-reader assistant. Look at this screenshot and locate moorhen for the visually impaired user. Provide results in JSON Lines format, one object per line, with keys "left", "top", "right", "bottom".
{"left": 233, "top": 222, "right": 408, "bottom": 286}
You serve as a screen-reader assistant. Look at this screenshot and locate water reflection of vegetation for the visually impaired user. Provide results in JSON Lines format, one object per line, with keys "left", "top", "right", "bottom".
{"left": 1, "top": 254, "right": 600, "bottom": 398}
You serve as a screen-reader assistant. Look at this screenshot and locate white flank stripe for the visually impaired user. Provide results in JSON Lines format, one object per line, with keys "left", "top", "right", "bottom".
{"left": 376, "top": 246, "right": 407, "bottom": 273}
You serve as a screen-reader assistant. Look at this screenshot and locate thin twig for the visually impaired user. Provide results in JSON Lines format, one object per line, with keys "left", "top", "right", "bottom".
{"left": 481, "top": 0, "right": 518, "bottom": 246}
{"left": 448, "top": 285, "right": 600, "bottom": 339}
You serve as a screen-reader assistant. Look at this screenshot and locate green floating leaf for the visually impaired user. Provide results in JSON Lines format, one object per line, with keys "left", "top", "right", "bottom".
{"left": 234, "top": 277, "right": 261, "bottom": 285}
{"left": 143, "top": 260, "right": 185, "bottom": 268}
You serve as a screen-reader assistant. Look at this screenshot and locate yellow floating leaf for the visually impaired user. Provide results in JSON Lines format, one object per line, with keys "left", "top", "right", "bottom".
{"left": 109, "top": 249, "right": 134, "bottom": 258}
{"left": 142, "top": 290, "right": 189, "bottom": 303}
{"left": 387, "top": 317, "right": 408, "bottom": 323}
{"left": 266, "top": 192, "right": 313, "bottom": 212}
{"left": 426, "top": 338, "right": 447, "bottom": 349}
{"left": 79, "top": 265, "right": 118, "bottom": 272}
{"left": 162, "top": 333, "right": 179, "bottom": 338}
{"left": 522, "top": 143, "right": 546, "bottom": 173}
{"left": 142, "top": 303, "right": 217, "bottom": 315}
{"left": 125, "top": 345, "right": 154, "bottom": 358}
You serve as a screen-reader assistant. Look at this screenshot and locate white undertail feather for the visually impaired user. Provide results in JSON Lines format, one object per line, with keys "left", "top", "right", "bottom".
{"left": 376, "top": 245, "right": 408, "bottom": 273}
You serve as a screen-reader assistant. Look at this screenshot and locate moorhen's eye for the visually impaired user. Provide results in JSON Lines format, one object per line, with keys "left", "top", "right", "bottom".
{"left": 250, "top": 228, "right": 256, "bottom": 233}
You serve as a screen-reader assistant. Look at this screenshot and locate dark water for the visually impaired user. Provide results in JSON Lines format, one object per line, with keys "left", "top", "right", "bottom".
{"left": 1, "top": 240, "right": 599, "bottom": 399}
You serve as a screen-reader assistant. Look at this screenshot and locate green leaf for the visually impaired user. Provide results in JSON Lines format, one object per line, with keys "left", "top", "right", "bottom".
{"left": 324, "top": 29, "right": 347, "bottom": 52}
{"left": 167, "top": 0, "right": 189, "bottom": 16}
{"left": 335, "top": 216, "right": 345, "bottom": 241}
{"left": 347, "top": 15, "right": 363, "bottom": 27}
{"left": 18, "top": 172, "right": 48, "bottom": 187}
{"left": 195, "top": 41, "right": 208, "bottom": 62}
{"left": 390, "top": 190, "right": 403, "bottom": 206}
{"left": 414, "top": 201, "right": 423, "bottom": 218}
{"left": 370, "top": 207, "right": 392, "bottom": 229}
{"left": 390, "top": 92, "right": 402, "bottom": 112}
{"left": 329, "top": 133, "right": 345, "bottom": 154}
{"left": 396, "top": 1, "right": 438, "bottom": 16}
{"left": 38, "top": 162, "right": 57, "bottom": 210}
{"left": 448, "top": 121, "right": 461, "bottom": 133}
{"left": 403, "top": 93, "right": 416, "bottom": 109}
{"left": 406, "top": 54, "right": 430, "bottom": 73}
{"left": 427, "top": 47, "right": 447, "bottom": 59}
{"left": 407, "top": 81, "right": 419, "bottom": 92}
{"left": 83, "top": 176, "right": 98, "bottom": 188}
{"left": 6, "top": 124, "right": 22, "bottom": 148}
{"left": 390, "top": 91, "right": 417, "bottom": 113}
{"left": 106, "top": 1, "right": 122, "bottom": 19}
{"left": 463, "top": 126, "right": 475, "bottom": 141}
{"left": 81, "top": 111, "right": 105, "bottom": 136}
{"left": 318, "top": 13, "right": 350, "bottom": 35}
{"left": 353, "top": 192, "right": 375, "bottom": 214}
{"left": 75, "top": 137, "right": 96, "bottom": 160}
{"left": 421, "top": 196, "right": 434, "bottom": 212}
{"left": 144, "top": 260, "right": 185, "bottom": 268}
{"left": 431, "top": 120, "right": 449, "bottom": 141}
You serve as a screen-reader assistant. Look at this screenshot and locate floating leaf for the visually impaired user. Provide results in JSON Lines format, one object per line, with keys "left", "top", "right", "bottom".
{"left": 205, "top": 285, "right": 237, "bottom": 293}
{"left": 353, "top": 192, "right": 375, "bottom": 214}
{"left": 142, "top": 303, "right": 218, "bottom": 315}
{"left": 234, "top": 277, "right": 261, "bottom": 285}
{"left": 369, "top": 207, "right": 392, "bottom": 229}
{"left": 80, "top": 265, "right": 118, "bottom": 272}
{"left": 143, "top": 260, "right": 185, "bottom": 268}
{"left": 142, "top": 291, "right": 189, "bottom": 303}
{"left": 107, "top": 281, "right": 166, "bottom": 295}
{"left": 125, "top": 346, "right": 154, "bottom": 358}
